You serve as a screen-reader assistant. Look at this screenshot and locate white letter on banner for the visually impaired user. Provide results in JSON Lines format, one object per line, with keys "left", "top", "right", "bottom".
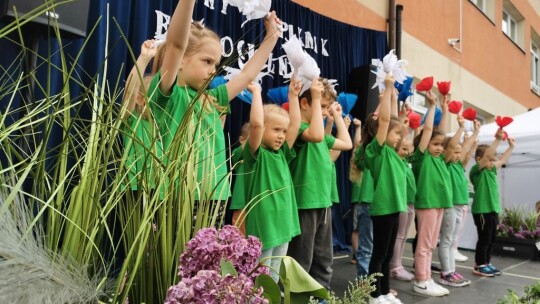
{"left": 220, "top": 0, "right": 231, "bottom": 14}
{"left": 221, "top": 36, "right": 234, "bottom": 57}
{"left": 277, "top": 55, "right": 291, "bottom": 76}
{"left": 304, "top": 31, "right": 316, "bottom": 53}
{"left": 204, "top": 0, "right": 215, "bottom": 9}
{"left": 155, "top": 10, "right": 170, "bottom": 40}
{"left": 321, "top": 39, "right": 329, "bottom": 56}
{"left": 236, "top": 40, "right": 246, "bottom": 62}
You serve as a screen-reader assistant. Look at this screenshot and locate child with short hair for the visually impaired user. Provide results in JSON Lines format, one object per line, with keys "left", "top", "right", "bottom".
{"left": 287, "top": 78, "right": 353, "bottom": 289}
{"left": 364, "top": 77, "right": 407, "bottom": 304}
{"left": 147, "top": 0, "right": 281, "bottom": 227}
{"left": 411, "top": 90, "right": 452, "bottom": 297}
{"left": 231, "top": 78, "right": 303, "bottom": 281}
{"left": 470, "top": 128, "right": 515, "bottom": 276}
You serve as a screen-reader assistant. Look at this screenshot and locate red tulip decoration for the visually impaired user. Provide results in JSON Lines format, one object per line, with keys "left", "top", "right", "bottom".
{"left": 415, "top": 76, "right": 434, "bottom": 92}
{"left": 282, "top": 102, "right": 289, "bottom": 112}
{"left": 408, "top": 111, "right": 422, "bottom": 129}
{"left": 437, "top": 81, "right": 451, "bottom": 96}
{"left": 495, "top": 115, "right": 513, "bottom": 128}
{"left": 447, "top": 100, "right": 462, "bottom": 114}
{"left": 462, "top": 107, "right": 477, "bottom": 121}
{"left": 502, "top": 130, "right": 509, "bottom": 141}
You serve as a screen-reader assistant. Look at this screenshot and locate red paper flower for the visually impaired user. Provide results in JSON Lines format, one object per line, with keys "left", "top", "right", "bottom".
{"left": 437, "top": 81, "right": 451, "bottom": 96}
{"left": 448, "top": 100, "right": 462, "bottom": 114}
{"left": 408, "top": 111, "right": 421, "bottom": 129}
{"left": 462, "top": 107, "right": 477, "bottom": 121}
{"left": 415, "top": 76, "right": 434, "bottom": 92}
{"left": 495, "top": 116, "right": 513, "bottom": 128}
{"left": 282, "top": 102, "right": 289, "bottom": 112}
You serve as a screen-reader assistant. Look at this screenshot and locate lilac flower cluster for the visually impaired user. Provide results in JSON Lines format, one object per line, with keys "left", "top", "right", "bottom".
{"left": 164, "top": 225, "right": 270, "bottom": 303}
{"left": 164, "top": 270, "right": 268, "bottom": 304}
{"left": 497, "top": 223, "right": 540, "bottom": 240}
{"left": 179, "top": 225, "right": 268, "bottom": 280}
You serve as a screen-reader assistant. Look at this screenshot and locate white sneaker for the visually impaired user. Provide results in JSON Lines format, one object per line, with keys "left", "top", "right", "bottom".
{"left": 413, "top": 280, "right": 446, "bottom": 297}
{"left": 384, "top": 293, "right": 404, "bottom": 304}
{"left": 370, "top": 295, "right": 391, "bottom": 304}
{"left": 454, "top": 250, "right": 468, "bottom": 262}
{"left": 429, "top": 279, "right": 450, "bottom": 295}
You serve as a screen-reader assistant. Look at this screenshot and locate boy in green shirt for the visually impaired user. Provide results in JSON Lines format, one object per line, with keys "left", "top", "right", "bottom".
{"left": 287, "top": 78, "right": 352, "bottom": 289}
{"left": 470, "top": 128, "right": 515, "bottom": 276}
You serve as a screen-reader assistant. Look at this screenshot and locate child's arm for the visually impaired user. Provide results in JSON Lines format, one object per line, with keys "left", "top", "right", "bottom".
{"left": 325, "top": 115, "right": 334, "bottom": 135}
{"left": 444, "top": 115, "right": 464, "bottom": 163}
{"left": 478, "top": 128, "right": 504, "bottom": 169}
{"left": 353, "top": 118, "right": 362, "bottom": 148}
{"left": 247, "top": 83, "right": 264, "bottom": 154}
{"left": 330, "top": 115, "right": 351, "bottom": 161}
{"left": 495, "top": 137, "right": 515, "bottom": 169}
{"left": 462, "top": 120, "right": 480, "bottom": 155}
{"left": 122, "top": 39, "right": 156, "bottom": 119}
{"left": 374, "top": 76, "right": 394, "bottom": 146}
{"left": 462, "top": 138, "right": 478, "bottom": 168}
{"left": 330, "top": 102, "right": 353, "bottom": 151}
{"left": 300, "top": 79, "right": 325, "bottom": 142}
{"left": 226, "top": 12, "right": 281, "bottom": 100}
{"left": 438, "top": 95, "right": 450, "bottom": 133}
{"left": 391, "top": 87, "right": 399, "bottom": 117}
{"left": 417, "top": 90, "right": 437, "bottom": 152}
{"left": 159, "top": 0, "right": 196, "bottom": 94}
{"left": 286, "top": 78, "right": 302, "bottom": 148}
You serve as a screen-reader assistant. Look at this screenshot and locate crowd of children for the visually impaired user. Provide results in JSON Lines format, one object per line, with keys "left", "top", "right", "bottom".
{"left": 120, "top": 1, "right": 518, "bottom": 303}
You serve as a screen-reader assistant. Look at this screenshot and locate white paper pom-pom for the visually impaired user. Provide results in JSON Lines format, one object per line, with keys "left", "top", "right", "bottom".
{"left": 371, "top": 49, "right": 409, "bottom": 92}
{"left": 282, "top": 35, "right": 306, "bottom": 71}
{"left": 228, "top": 0, "right": 272, "bottom": 27}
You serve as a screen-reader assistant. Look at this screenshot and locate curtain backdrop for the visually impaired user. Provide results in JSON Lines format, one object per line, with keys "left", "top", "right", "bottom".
{"left": 0, "top": 0, "right": 387, "bottom": 252}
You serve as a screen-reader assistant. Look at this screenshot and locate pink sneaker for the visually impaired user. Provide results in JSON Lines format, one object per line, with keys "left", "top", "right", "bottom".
{"left": 391, "top": 267, "right": 414, "bottom": 281}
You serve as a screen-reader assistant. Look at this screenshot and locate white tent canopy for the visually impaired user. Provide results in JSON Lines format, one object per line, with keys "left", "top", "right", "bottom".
{"left": 458, "top": 107, "right": 540, "bottom": 250}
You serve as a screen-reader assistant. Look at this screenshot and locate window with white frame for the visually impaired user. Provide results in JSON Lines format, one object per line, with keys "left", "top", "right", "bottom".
{"left": 502, "top": 10, "right": 518, "bottom": 42}
{"left": 502, "top": 1, "right": 524, "bottom": 48}
{"left": 471, "top": 0, "right": 486, "bottom": 13}
{"left": 531, "top": 41, "right": 540, "bottom": 92}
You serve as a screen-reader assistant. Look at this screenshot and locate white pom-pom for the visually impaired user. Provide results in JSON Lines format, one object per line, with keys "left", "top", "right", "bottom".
{"left": 228, "top": 0, "right": 272, "bottom": 27}
{"left": 297, "top": 55, "right": 321, "bottom": 95}
{"left": 282, "top": 35, "right": 306, "bottom": 70}
{"left": 371, "top": 49, "right": 409, "bottom": 92}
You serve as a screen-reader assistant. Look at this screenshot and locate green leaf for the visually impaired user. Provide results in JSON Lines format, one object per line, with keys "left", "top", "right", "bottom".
{"left": 220, "top": 259, "right": 238, "bottom": 277}
{"left": 280, "top": 257, "right": 329, "bottom": 303}
{"left": 255, "top": 274, "right": 281, "bottom": 304}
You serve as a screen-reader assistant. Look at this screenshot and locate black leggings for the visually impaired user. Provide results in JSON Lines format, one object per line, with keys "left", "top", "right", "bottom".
{"left": 473, "top": 212, "right": 498, "bottom": 266}
{"left": 369, "top": 213, "right": 400, "bottom": 298}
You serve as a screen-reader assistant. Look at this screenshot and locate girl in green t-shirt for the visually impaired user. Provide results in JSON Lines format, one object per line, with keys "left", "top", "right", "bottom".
{"left": 147, "top": 3, "right": 282, "bottom": 226}
{"left": 411, "top": 90, "right": 451, "bottom": 297}
{"left": 364, "top": 76, "right": 407, "bottom": 303}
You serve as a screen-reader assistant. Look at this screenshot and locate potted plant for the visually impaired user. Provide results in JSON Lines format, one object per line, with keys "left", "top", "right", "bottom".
{"left": 494, "top": 206, "right": 540, "bottom": 260}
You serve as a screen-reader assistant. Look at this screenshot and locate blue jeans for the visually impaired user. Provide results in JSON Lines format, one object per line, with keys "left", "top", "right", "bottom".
{"left": 355, "top": 203, "right": 373, "bottom": 277}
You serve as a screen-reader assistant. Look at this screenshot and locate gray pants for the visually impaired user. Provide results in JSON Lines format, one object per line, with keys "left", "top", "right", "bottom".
{"left": 438, "top": 206, "right": 464, "bottom": 274}
{"left": 287, "top": 207, "right": 333, "bottom": 289}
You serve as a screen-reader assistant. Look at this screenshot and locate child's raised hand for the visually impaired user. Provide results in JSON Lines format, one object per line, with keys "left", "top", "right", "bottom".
{"left": 495, "top": 127, "right": 504, "bottom": 140}
{"left": 391, "top": 88, "right": 398, "bottom": 103}
{"left": 426, "top": 90, "right": 437, "bottom": 107}
{"left": 246, "top": 81, "right": 261, "bottom": 94}
{"left": 384, "top": 75, "right": 395, "bottom": 90}
{"left": 310, "top": 78, "right": 324, "bottom": 98}
{"left": 141, "top": 39, "right": 158, "bottom": 59}
{"left": 344, "top": 115, "right": 352, "bottom": 128}
{"left": 474, "top": 119, "right": 481, "bottom": 132}
{"left": 264, "top": 11, "right": 282, "bottom": 39}
{"left": 288, "top": 78, "right": 302, "bottom": 96}
{"left": 331, "top": 101, "right": 343, "bottom": 117}
{"left": 457, "top": 114, "right": 465, "bottom": 128}
{"left": 353, "top": 118, "right": 362, "bottom": 127}
{"left": 441, "top": 95, "right": 450, "bottom": 111}
{"left": 507, "top": 137, "right": 515, "bottom": 148}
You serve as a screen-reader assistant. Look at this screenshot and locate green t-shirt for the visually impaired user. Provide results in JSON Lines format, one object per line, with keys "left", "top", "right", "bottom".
{"left": 411, "top": 149, "right": 452, "bottom": 209}
{"left": 240, "top": 143, "right": 300, "bottom": 250}
{"left": 148, "top": 72, "right": 230, "bottom": 201}
{"left": 289, "top": 122, "right": 336, "bottom": 209}
{"left": 448, "top": 161, "right": 469, "bottom": 205}
{"left": 354, "top": 146, "right": 374, "bottom": 204}
{"left": 404, "top": 159, "right": 416, "bottom": 204}
{"left": 330, "top": 162, "right": 339, "bottom": 203}
{"left": 470, "top": 164, "right": 500, "bottom": 214}
{"left": 122, "top": 113, "right": 163, "bottom": 191}
{"left": 365, "top": 139, "right": 407, "bottom": 216}
{"left": 350, "top": 180, "right": 362, "bottom": 203}
{"left": 230, "top": 145, "right": 246, "bottom": 210}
